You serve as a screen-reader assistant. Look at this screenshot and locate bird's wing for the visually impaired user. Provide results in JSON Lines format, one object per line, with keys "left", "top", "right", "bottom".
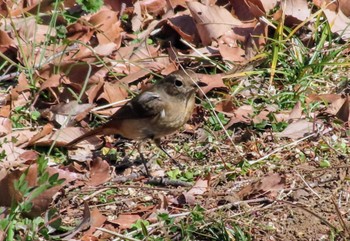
{"left": 110, "top": 91, "right": 164, "bottom": 120}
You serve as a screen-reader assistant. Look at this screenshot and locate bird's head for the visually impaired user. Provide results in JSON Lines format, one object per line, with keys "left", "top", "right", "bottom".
{"left": 158, "top": 70, "right": 206, "bottom": 97}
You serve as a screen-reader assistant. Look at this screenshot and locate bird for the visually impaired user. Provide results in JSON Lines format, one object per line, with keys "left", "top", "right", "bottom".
{"left": 66, "top": 69, "right": 206, "bottom": 175}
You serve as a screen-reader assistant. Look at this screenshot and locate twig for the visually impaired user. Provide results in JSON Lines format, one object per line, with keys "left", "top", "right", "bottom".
{"left": 278, "top": 200, "right": 344, "bottom": 237}
{"left": 82, "top": 187, "right": 110, "bottom": 202}
{"left": 331, "top": 197, "right": 350, "bottom": 237}
{"left": 248, "top": 133, "right": 316, "bottom": 165}
{"left": 295, "top": 170, "right": 321, "bottom": 199}
{"left": 97, "top": 228, "right": 140, "bottom": 241}
{"left": 91, "top": 99, "right": 130, "bottom": 112}
{"left": 0, "top": 72, "right": 20, "bottom": 81}
{"left": 111, "top": 197, "right": 269, "bottom": 241}
{"left": 146, "top": 177, "right": 192, "bottom": 187}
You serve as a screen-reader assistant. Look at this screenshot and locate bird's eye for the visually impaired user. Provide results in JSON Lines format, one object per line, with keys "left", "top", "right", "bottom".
{"left": 175, "top": 79, "right": 183, "bottom": 87}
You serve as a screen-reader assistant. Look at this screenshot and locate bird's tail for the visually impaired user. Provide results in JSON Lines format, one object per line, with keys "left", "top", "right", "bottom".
{"left": 65, "top": 126, "right": 105, "bottom": 147}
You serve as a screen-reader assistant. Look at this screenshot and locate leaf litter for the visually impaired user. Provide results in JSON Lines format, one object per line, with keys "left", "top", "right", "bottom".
{"left": 0, "top": 0, "right": 350, "bottom": 240}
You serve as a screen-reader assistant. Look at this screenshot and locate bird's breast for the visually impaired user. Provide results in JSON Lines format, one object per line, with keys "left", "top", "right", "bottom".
{"left": 117, "top": 95, "right": 195, "bottom": 140}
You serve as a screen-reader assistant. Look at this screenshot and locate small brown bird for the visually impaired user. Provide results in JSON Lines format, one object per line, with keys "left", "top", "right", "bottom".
{"left": 66, "top": 69, "right": 205, "bottom": 174}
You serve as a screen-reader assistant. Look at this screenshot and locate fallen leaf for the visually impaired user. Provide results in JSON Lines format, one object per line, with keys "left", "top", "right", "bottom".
{"left": 36, "top": 127, "right": 101, "bottom": 148}
{"left": 28, "top": 123, "right": 54, "bottom": 146}
{"left": 284, "top": 0, "right": 311, "bottom": 24}
{"left": 323, "top": 8, "right": 350, "bottom": 39}
{"left": 87, "top": 157, "right": 111, "bottom": 186}
{"left": 218, "top": 42, "right": 246, "bottom": 62}
{"left": 237, "top": 173, "right": 286, "bottom": 200}
{"left": 83, "top": 207, "right": 107, "bottom": 236}
{"left": 110, "top": 214, "right": 141, "bottom": 230}
{"left": 187, "top": 2, "right": 242, "bottom": 45}
{"left": 0, "top": 165, "right": 80, "bottom": 217}
{"left": 197, "top": 73, "right": 228, "bottom": 94}
{"left": 89, "top": 9, "right": 122, "bottom": 46}
{"left": 0, "top": 117, "right": 11, "bottom": 136}
{"left": 215, "top": 97, "right": 235, "bottom": 115}
{"left": 41, "top": 101, "right": 94, "bottom": 127}
{"left": 276, "top": 119, "right": 316, "bottom": 139}
{"left": 140, "top": 0, "right": 167, "bottom": 15}
{"left": 167, "top": 14, "right": 200, "bottom": 43}
{"left": 0, "top": 130, "right": 37, "bottom": 148}
{"left": 186, "top": 178, "right": 208, "bottom": 195}
{"left": 340, "top": 0, "right": 350, "bottom": 17}
{"left": 230, "top": 0, "right": 257, "bottom": 21}
{"left": 288, "top": 101, "right": 303, "bottom": 120}
{"left": 97, "top": 82, "right": 128, "bottom": 103}
{"left": 60, "top": 201, "right": 91, "bottom": 239}
{"left": 225, "top": 105, "right": 254, "bottom": 127}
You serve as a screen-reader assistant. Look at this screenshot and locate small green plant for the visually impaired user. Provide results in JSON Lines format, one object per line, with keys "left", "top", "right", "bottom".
{"left": 166, "top": 168, "right": 196, "bottom": 182}
{"left": 207, "top": 112, "right": 229, "bottom": 131}
{"left": 0, "top": 155, "right": 65, "bottom": 240}
{"left": 131, "top": 219, "right": 150, "bottom": 239}
{"left": 98, "top": 189, "right": 119, "bottom": 203}
{"left": 76, "top": 0, "right": 103, "bottom": 13}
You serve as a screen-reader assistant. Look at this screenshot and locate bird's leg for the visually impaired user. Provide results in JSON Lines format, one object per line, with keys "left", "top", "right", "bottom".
{"left": 137, "top": 142, "right": 151, "bottom": 177}
{"left": 153, "top": 138, "right": 184, "bottom": 169}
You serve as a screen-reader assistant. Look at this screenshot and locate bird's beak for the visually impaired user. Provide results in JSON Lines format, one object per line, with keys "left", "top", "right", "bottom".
{"left": 197, "top": 81, "right": 207, "bottom": 87}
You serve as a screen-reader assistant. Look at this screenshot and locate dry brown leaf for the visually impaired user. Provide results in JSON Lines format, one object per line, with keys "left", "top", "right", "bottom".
{"left": 0, "top": 30, "right": 14, "bottom": 46}
{"left": 86, "top": 81, "right": 105, "bottom": 104}
{"left": 335, "top": 96, "right": 350, "bottom": 122}
{"left": 41, "top": 101, "right": 94, "bottom": 127}
{"left": 218, "top": 42, "right": 246, "bottom": 62}
{"left": 94, "top": 42, "right": 117, "bottom": 56}
{"left": 104, "top": 0, "right": 133, "bottom": 12}
{"left": 230, "top": 0, "right": 257, "bottom": 21}
{"left": 0, "top": 142, "right": 27, "bottom": 166}
{"left": 39, "top": 74, "right": 67, "bottom": 91}
{"left": 323, "top": 8, "right": 350, "bottom": 39}
{"left": 324, "top": 96, "right": 350, "bottom": 122}
{"left": 98, "top": 82, "right": 128, "bottom": 103}
{"left": 237, "top": 173, "right": 286, "bottom": 200}
{"left": 67, "top": 22, "right": 94, "bottom": 43}
{"left": 186, "top": 178, "right": 209, "bottom": 195}
{"left": 168, "top": 0, "right": 187, "bottom": 8}
{"left": 83, "top": 207, "right": 107, "bottom": 236}
{"left": 140, "top": 0, "right": 167, "bottom": 15}
{"left": 340, "top": 0, "right": 350, "bottom": 17}
{"left": 313, "top": 0, "right": 338, "bottom": 11}
{"left": 87, "top": 157, "right": 111, "bottom": 186}
{"left": 225, "top": 105, "right": 254, "bottom": 127}
{"left": 0, "top": 105, "right": 10, "bottom": 118}
{"left": 187, "top": 2, "right": 242, "bottom": 45}
{"left": 306, "top": 94, "right": 350, "bottom": 122}
{"left": 0, "top": 165, "right": 80, "bottom": 217}
{"left": 306, "top": 93, "right": 341, "bottom": 103}
{"left": 118, "top": 69, "right": 151, "bottom": 84}
{"left": 0, "top": 117, "right": 11, "bottom": 136}
{"left": 276, "top": 119, "right": 316, "bottom": 139}
{"left": 110, "top": 214, "right": 141, "bottom": 230}
{"left": 215, "top": 97, "right": 235, "bottom": 116}
{"left": 28, "top": 123, "right": 54, "bottom": 146}
{"left": 89, "top": 9, "right": 122, "bottom": 46}
{"left": 0, "top": 130, "right": 37, "bottom": 148}
{"left": 167, "top": 14, "right": 200, "bottom": 43}
{"left": 174, "top": 193, "right": 196, "bottom": 205}
{"left": 0, "top": 146, "right": 38, "bottom": 170}
{"left": 288, "top": 101, "right": 303, "bottom": 120}
{"left": 36, "top": 127, "right": 101, "bottom": 148}
{"left": 61, "top": 201, "right": 91, "bottom": 239}
{"left": 284, "top": 0, "right": 311, "bottom": 24}
{"left": 197, "top": 73, "right": 228, "bottom": 94}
